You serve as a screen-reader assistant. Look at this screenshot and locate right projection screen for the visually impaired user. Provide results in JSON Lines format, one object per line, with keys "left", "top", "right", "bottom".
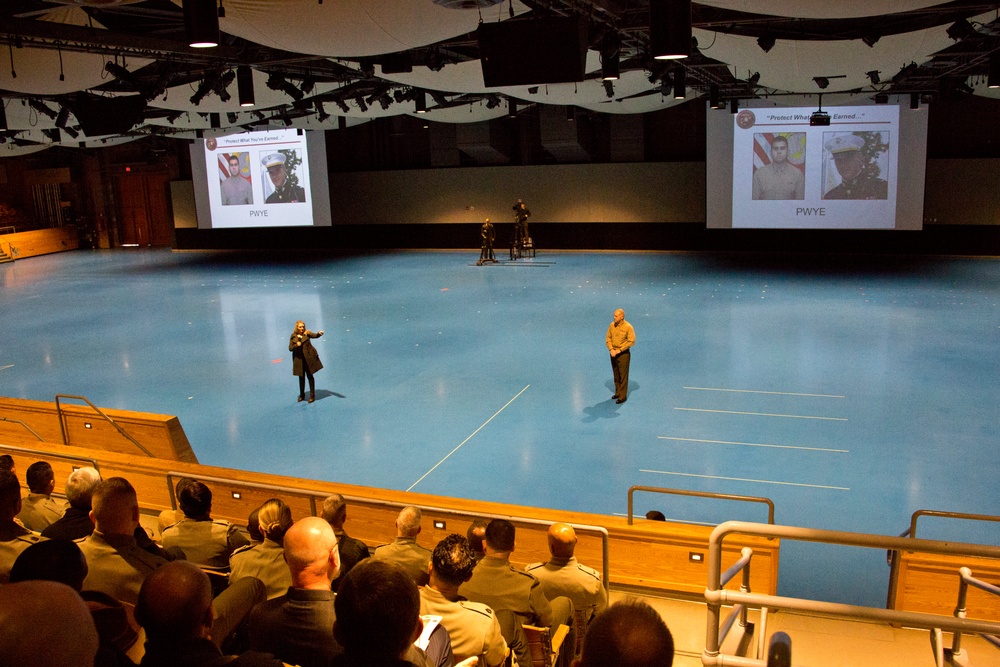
{"left": 706, "top": 103, "right": 928, "bottom": 229}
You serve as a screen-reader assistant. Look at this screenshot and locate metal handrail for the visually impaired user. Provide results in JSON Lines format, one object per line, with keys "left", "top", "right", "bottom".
{"left": 0, "top": 417, "right": 45, "bottom": 442}
{"left": 951, "top": 567, "right": 1000, "bottom": 659}
{"left": 168, "top": 471, "right": 611, "bottom": 592}
{"left": 627, "top": 485, "right": 775, "bottom": 525}
{"left": 704, "top": 521, "right": 1000, "bottom": 667}
{"left": 0, "top": 442, "right": 100, "bottom": 472}
{"left": 55, "top": 394, "right": 154, "bottom": 457}
{"left": 0, "top": 226, "right": 15, "bottom": 234}
{"left": 887, "top": 510, "right": 1000, "bottom": 608}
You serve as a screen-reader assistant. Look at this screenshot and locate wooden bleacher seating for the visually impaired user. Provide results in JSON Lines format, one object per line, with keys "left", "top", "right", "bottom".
{"left": 0, "top": 226, "right": 79, "bottom": 259}
{"left": 893, "top": 551, "right": 1000, "bottom": 621}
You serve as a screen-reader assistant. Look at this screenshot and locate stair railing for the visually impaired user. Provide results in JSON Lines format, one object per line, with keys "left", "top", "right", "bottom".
{"left": 55, "top": 394, "right": 154, "bottom": 457}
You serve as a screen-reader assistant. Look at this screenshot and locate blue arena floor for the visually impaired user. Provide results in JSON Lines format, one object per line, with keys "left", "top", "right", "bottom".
{"left": 1, "top": 248, "right": 997, "bottom": 607}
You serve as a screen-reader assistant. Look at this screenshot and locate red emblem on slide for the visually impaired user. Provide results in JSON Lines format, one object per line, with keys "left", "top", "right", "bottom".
{"left": 736, "top": 110, "right": 756, "bottom": 130}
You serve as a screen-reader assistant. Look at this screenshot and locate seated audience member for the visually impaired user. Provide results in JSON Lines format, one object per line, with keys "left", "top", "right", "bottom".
{"left": 41, "top": 467, "right": 175, "bottom": 562}
{"left": 40, "top": 466, "right": 102, "bottom": 540}
{"left": 136, "top": 561, "right": 283, "bottom": 667}
{"left": 230, "top": 498, "right": 294, "bottom": 599}
{"left": 157, "top": 476, "right": 196, "bottom": 535}
{"left": 525, "top": 523, "right": 608, "bottom": 624}
{"left": 420, "top": 534, "right": 516, "bottom": 667}
{"left": 644, "top": 511, "right": 666, "bottom": 522}
{"left": 0, "top": 469, "right": 44, "bottom": 583}
{"left": 246, "top": 506, "right": 265, "bottom": 544}
{"left": 248, "top": 516, "right": 342, "bottom": 667}
{"left": 0, "top": 454, "right": 16, "bottom": 475}
{"left": 333, "top": 559, "right": 459, "bottom": 667}
{"left": 161, "top": 480, "right": 249, "bottom": 571}
{"left": 0, "top": 580, "right": 100, "bottom": 667}
{"left": 321, "top": 493, "right": 370, "bottom": 590}
{"left": 16, "top": 460, "right": 69, "bottom": 531}
{"left": 466, "top": 518, "right": 489, "bottom": 565}
{"left": 11, "top": 539, "right": 140, "bottom": 666}
{"left": 571, "top": 599, "right": 674, "bottom": 667}
{"left": 372, "top": 505, "right": 432, "bottom": 586}
{"left": 459, "top": 519, "right": 574, "bottom": 640}
{"left": 79, "top": 477, "right": 169, "bottom": 605}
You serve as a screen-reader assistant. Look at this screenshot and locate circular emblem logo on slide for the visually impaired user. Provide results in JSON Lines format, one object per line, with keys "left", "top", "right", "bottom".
{"left": 735, "top": 110, "right": 756, "bottom": 129}
{"left": 205, "top": 138, "right": 218, "bottom": 151}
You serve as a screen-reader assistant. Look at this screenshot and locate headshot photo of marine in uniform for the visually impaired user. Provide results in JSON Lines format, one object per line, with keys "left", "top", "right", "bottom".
{"left": 751, "top": 133, "right": 805, "bottom": 200}
{"left": 260, "top": 151, "right": 307, "bottom": 204}
{"left": 822, "top": 132, "right": 889, "bottom": 200}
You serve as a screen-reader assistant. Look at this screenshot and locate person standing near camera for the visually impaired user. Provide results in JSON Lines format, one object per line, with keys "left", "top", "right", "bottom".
{"left": 289, "top": 320, "right": 324, "bottom": 403}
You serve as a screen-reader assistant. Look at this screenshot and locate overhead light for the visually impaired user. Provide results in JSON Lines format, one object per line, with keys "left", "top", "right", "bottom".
{"left": 650, "top": 0, "right": 691, "bottom": 60}
{"left": 861, "top": 33, "right": 880, "bottom": 48}
{"left": 414, "top": 90, "right": 427, "bottom": 114}
{"left": 0, "top": 103, "right": 7, "bottom": 131}
{"left": 566, "top": 106, "right": 574, "bottom": 122}
{"left": 237, "top": 66, "right": 255, "bottom": 107}
{"left": 910, "top": 92, "right": 920, "bottom": 110}
{"left": 809, "top": 110, "right": 830, "bottom": 126}
{"left": 989, "top": 53, "right": 1000, "bottom": 88}
{"left": 866, "top": 70, "right": 880, "bottom": 85}
{"left": 757, "top": 33, "right": 776, "bottom": 53}
{"left": 508, "top": 100, "right": 517, "bottom": 117}
{"left": 709, "top": 84, "right": 720, "bottom": 109}
{"left": 601, "top": 31, "right": 621, "bottom": 81}
{"left": 813, "top": 76, "right": 829, "bottom": 89}
{"left": 672, "top": 67, "right": 686, "bottom": 99}
{"left": 946, "top": 19, "right": 974, "bottom": 41}
{"left": 183, "top": 0, "right": 220, "bottom": 48}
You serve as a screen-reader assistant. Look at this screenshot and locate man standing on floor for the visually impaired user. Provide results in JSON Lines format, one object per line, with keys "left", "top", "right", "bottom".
{"left": 606, "top": 308, "right": 635, "bottom": 404}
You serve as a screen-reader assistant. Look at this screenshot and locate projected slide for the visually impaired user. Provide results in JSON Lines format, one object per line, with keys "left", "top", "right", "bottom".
{"left": 191, "top": 128, "right": 332, "bottom": 229}
{"left": 734, "top": 106, "right": 897, "bottom": 228}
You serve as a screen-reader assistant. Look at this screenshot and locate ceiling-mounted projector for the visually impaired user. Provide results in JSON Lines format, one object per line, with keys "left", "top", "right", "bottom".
{"left": 809, "top": 110, "right": 831, "bottom": 126}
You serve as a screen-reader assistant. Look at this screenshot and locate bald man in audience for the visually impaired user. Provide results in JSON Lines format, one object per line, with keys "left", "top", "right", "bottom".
{"left": 0, "top": 469, "right": 44, "bottom": 583}
{"left": 79, "top": 477, "right": 169, "bottom": 605}
{"left": 525, "top": 523, "right": 608, "bottom": 624}
{"left": 372, "top": 505, "right": 432, "bottom": 586}
{"left": 249, "top": 516, "right": 343, "bottom": 666}
{"left": 571, "top": 599, "right": 674, "bottom": 667}
{"left": 16, "top": 461, "right": 69, "bottom": 531}
{"left": 136, "top": 560, "right": 284, "bottom": 667}
{"left": 0, "top": 580, "right": 100, "bottom": 667}
{"left": 321, "top": 493, "right": 370, "bottom": 590}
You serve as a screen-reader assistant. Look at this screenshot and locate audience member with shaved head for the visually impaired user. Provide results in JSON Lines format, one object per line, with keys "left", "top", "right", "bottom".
{"left": 0, "top": 580, "right": 100, "bottom": 667}
{"left": 571, "top": 599, "right": 674, "bottom": 667}
{"left": 230, "top": 498, "right": 294, "bottom": 599}
{"left": 248, "top": 515, "right": 343, "bottom": 666}
{"left": 16, "top": 460, "right": 69, "bottom": 531}
{"left": 0, "top": 468, "right": 44, "bottom": 583}
{"left": 136, "top": 560, "right": 284, "bottom": 666}
{"left": 525, "top": 522, "right": 608, "bottom": 624}
{"left": 321, "top": 493, "right": 370, "bottom": 590}
{"left": 371, "top": 505, "right": 432, "bottom": 586}
{"left": 78, "top": 477, "right": 169, "bottom": 605}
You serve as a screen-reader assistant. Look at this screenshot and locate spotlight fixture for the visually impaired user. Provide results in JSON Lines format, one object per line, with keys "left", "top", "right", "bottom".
{"left": 335, "top": 99, "right": 350, "bottom": 113}
{"left": 603, "top": 80, "right": 615, "bottom": 98}
{"left": 813, "top": 76, "right": 830, "bottom": 89}
{"left": 237, "top": 65, "right": 255, "bottom": 107}
{"left": 946, "top": 19, "right": 974, "bottom": 41}
{"left": 757, "top": 33, "right": 776, "bottom": 53}
{"left": 183, "top": 0, "right": 220, "bottom": 48}
{"left": 281, "top": 114, "right": 292, "bottom": 127}
{"left": 226, "top": 112, "right": 238, "bottom": 123}
{"left": 62, "top": 126, "right": 78, "bottom": 139}
{"left": 989, "top": 53, "right": 1000, "bottom": 89}
{"left": 359, "top": 61, "right": 375, "bottom": 79}
{"left": 44, "top": 128, "right": 61, "bottom": 143}
{"left": 862, "top": 33, "right": 880, "bottom": 48}
{"left": 747, "top": 71, "right": 761, "bottom": 87}
{"left": 355, "top": 95, "right": 368, "bottom": 112}
{"left": 55, "top": 105, "right": 70, "bottom": 128}
{"left": 414, "top": 90, "right": 427, "bottom": 114}
{"left": 650, "top": 0, "right": 691, "bottom": 60}
{"left": 266, "top": 72, "right": 304, "bottom": 101}
{"left": 190, "top": 73, "right": 218, "bottom": 105}
{"left": 485, "top": 94, "right": 501, "bottom": 109}
{"left": 104, "top": 62, "right": 138, "bottom": 86}
{"left": 430, "top": 91, "right": 448, "bottom": 106}
{"left": 299, "top": 78, "right": 316, "bottom": 95}
{"left": 377, "top": 93, "right": 393, "bottom": 110}
{"left": 910, "top": 92, "right": 920, "bottom": 110}
{"left": 672, "top": 66, "right": 686, "bottom": 99}
{"left": 809, "top": 94, "right": 830, "bottom": 126}
{"left": 28, "top": 99, "right": 57, "bottom": 120}
{"left": 212, "top": 69, "right": 236, "bottom": 102}
{"left": 866, "top": 70, "right": 880, "bottom": 85}
{"left": 874, "top": 93, "right": 889, "bottom": 104}
{"left": 601, "top": 31, "right": 621, "bottom": 81}
{"left": 709, "top": 84, "right": 720, "bottom": 109}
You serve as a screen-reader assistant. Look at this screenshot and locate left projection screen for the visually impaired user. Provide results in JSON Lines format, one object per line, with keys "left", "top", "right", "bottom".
{"left": 190, "top": 128, "right": 332, "bottom": 228}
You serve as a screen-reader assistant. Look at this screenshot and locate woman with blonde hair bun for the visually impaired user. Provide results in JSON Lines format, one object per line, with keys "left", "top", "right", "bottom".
{"left": 229, "top": 498, "right": 293, "bottom": 599}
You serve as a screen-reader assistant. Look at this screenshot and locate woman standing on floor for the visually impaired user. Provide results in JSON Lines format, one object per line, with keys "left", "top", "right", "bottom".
{"left": 289, "top": 320, "right": 324, "bottom": 403}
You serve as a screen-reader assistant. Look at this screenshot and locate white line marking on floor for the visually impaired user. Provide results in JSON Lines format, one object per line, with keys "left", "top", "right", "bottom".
{"left": 408, "top": 385, "right": 531, "bottom": 492}
{"left": 640, "top": 469, "right": 850, "bottom": 491}
{"left": 0, "top": 365, "right": 13, "bottom": 371}
{"left": 674, "top": 407, "right": 847, "bottom": 421}
{"left": 683, "top": 386, "right": 845, "bottom": 398}
{"left": 657, "top": 436, "right": 848, "bottom": 453}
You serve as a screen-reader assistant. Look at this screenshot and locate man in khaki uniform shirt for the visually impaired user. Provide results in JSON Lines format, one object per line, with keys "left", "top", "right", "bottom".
{"left": 16, "top": 461, "right": 69, "bottom": 532}
{"left": 0, "top": 470, "right": 44, "bottom": 583}
{"left": 420, "top": 534, "right": 510, "bottom": 667}
{"left": 371, "top": 505, "right": 432, "bottom": 586}
{"left": 160, "top": 480, "right": 249, "bottom": 571}
{"left": 605, "top": 308, "right": 635, "bottom": 404}
{"left": 78, "top": 477, "right": 168, "bottom": 605}
{"left": 525, "top": 523, "right": 607, "bottom": 625}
